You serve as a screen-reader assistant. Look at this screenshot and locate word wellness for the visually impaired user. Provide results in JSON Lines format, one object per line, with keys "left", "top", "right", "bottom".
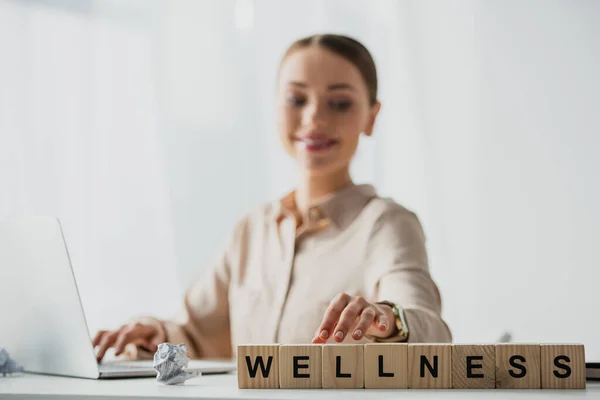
{"left": 237, "top": 343, "right": 586, "bottom": 390}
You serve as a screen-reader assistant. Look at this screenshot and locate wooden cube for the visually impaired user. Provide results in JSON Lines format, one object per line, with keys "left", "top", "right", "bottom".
{"left": 364, "top": 343, "right": 408, "bottom": 388}
{"left": 408, "top": 344, "right": 452, "bottom": 389}
{"left": 278, "top": 344, "right": 322, "bottom": 389}
{"left": 322, "top": 344, "right": 364, "bottom": 389}
{"left": 495, "top": 344, "right": 541, "bottom": 389}
{"left": 541, "top": 344, "right": 586, "bottom": 389}
{"left": 452, "top": 344, "right": 495, "bottom": 389}
{"left": 237, "top": 345, "right": 280, "bottom": 389}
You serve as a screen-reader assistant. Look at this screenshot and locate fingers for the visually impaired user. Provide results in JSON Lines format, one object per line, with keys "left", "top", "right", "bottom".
{"left": 95, "top": 330, "right": 121, "bottom": 362}
{"left": 94, "top": 321, "right": 162, "bottom": 362}
{"left": 312, "top": 293, "right": 351, "bottom": 344}
{"left": 92, "top": 330, "right": 108, "bottom": 347}
{"left": 113, "top": 323, "right": 157, "bottom": 356}
{"left": 350, "top": 306, "right": 376, "bottom": 340}
{"left": 311, "top": 294, "right": 391, "bottom": 344}
{"left": 331, "top": 299, "right": 365, "bottom": 342}
{"left": 374, "top": 310, "right": 389, "bottom": 333}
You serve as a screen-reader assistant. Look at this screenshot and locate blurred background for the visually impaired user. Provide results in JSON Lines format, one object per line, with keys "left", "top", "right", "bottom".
{"left": 1, "top": 0, "right": 599, "bottom": 358}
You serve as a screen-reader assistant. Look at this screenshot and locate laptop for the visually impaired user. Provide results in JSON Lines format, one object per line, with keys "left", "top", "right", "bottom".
{"left": 0, "top": 216, "right": 236, "bottom": 379}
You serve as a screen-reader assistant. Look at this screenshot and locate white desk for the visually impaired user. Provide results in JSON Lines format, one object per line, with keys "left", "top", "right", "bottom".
{"left": 0, "top": 373, "right": 598, "bottom": 399}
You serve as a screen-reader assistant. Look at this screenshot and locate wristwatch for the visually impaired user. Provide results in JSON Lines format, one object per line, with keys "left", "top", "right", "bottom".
{"left": 368, "top": 301, "right": 409, "bottom": 342}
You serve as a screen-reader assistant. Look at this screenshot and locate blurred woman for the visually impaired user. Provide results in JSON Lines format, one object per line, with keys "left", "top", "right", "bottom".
{"left": 94, "top": 34, "right": 451, "bottom": 362}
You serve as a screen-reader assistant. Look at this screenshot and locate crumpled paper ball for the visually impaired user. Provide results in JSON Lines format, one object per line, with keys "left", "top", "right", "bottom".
{"left": 153, "top": 343, "right": 199, "bottom": 385}
{"left": 0, "top": 348, "right": 24, "bottom": 376}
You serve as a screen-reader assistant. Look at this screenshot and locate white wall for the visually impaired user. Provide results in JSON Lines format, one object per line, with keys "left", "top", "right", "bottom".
{"left": 0, "top": 0, "right": 183, "bottom": 333}
{"left": 475, "top": 0, "right": 600, "bottom": 352}
{"left": 379, "top": 0, "right": 600, "bottom": 357}
{"left": 1, "top": 0, "right": 599, "bottom": 359}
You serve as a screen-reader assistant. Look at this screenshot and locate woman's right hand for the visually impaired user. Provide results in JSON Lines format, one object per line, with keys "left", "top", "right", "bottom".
{"left": 93, "top": 321, "right": 163, "bottom": 362}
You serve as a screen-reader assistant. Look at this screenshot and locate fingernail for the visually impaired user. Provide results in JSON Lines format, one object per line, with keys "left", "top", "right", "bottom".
{"left": 380, "top": 323, "right": 388, "bottom": 331}
{"left": 353, "top": 329, "right": 363, "bottom": 338}
{"left": 319, "top": 330, "right": 329, "bottom": 339}
{"left": 335, "top": 331, "right": 344, "bottom": 340}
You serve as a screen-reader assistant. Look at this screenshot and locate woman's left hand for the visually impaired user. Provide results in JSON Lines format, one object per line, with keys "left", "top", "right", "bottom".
{"left": 311, "top": 293, "right": 396, "bottom": 343}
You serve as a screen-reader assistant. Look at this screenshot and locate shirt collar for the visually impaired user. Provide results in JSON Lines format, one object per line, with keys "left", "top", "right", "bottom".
{"left": 271, "top": 183, "right": 377, "bottom": 231}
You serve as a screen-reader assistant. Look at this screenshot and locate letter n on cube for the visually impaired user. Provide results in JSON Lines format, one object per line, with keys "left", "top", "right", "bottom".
{"left": 408, "top": 344, "right": 452, "bottom": 389}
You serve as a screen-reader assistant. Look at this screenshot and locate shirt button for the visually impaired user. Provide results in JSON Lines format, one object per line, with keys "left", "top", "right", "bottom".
{"left": 308, "top": 207, "right": 321, "bottom": 221}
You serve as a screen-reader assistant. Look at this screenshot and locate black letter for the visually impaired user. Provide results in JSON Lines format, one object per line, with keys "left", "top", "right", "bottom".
{"left": 245, "top": 356, "right": 273, "bottom": 378}
{"left": 420, "top": 355, "right": 438, "bottom": 378}
{"left": 466, "top": 356, "right": 484, "bottom": 378}
{"left": 378, "top": 355, "right": 394, "bottom": 377}
{"left": 553, "top": 355, "right": 572, "bottom": 378}
{"left": 336, "top": 356, "right": 351, "bottom": 378}
{"left": 293, "top": 355, "right": 310, "bottom": 378}
{"left": 508, "top": 355, "right": 526, "bottom": 378}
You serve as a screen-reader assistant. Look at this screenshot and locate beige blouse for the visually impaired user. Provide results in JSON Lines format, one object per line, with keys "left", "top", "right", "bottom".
{"left": 131, "top": 184, "right": 451, "bottom": 360}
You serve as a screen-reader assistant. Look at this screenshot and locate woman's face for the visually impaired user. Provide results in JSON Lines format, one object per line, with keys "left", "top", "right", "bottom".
{"left": 277, "top": 46, "right": 380, "bottom": 177}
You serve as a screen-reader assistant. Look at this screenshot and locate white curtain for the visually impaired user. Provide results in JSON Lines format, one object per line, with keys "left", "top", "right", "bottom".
{"left": 0, "top": 0, "right": 182, "bottom": 333}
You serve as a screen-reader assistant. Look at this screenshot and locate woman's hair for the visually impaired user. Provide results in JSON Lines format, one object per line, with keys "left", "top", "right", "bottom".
{"left": 281, "top": 34, "right": 378, "bottom": 106}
